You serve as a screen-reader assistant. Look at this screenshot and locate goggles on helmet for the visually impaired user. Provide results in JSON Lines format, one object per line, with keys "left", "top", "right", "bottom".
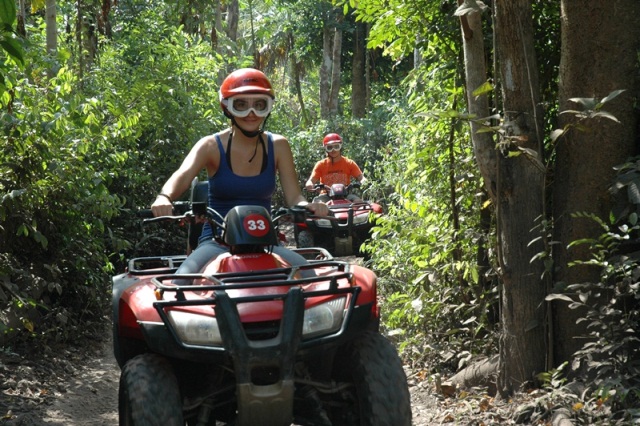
{"left": 325, "top": 143, "right": 342, "bottom": 153}
{"left": 223, "top": 95, "right": 274, "bottom": 118}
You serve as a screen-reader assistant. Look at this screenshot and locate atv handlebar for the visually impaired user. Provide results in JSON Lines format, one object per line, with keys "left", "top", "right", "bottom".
{"left": 139, "top": 204, "right": 330, "bottom": 230}
{"left": 272, "top": 205, "right": 335, "bottom": 223}
{"left": 307, "top": 182, "right": 362, "bottom": 194}
{"left": 137, "top": 201, "right": 193, "bottom": 219}
{"left": 140, "top": 202, "right": 225, "bottom": 230}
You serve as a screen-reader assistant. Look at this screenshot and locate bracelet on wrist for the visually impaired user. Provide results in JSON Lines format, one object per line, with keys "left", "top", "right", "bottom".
{"left": 157, "top": 193, "right": 173, "bottom": 203}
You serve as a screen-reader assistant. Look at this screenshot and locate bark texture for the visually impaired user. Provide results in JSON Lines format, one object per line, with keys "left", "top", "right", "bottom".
{"left": 494, "top": 0, "right": 547, "bottom": 396}
{"left": 351, "top": 21, "right": 367, "bottom": 118}
{"left": 552, "top": 0, "right": 640, "bottom": 365}
{"left": 458, "top": 4, "right": 497, "bottom": 199}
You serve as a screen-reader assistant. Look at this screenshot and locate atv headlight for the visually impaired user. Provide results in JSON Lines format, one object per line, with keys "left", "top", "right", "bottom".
{"left": 315, "top": 218, "right": 333, "bottom": 227}
{"left": 303, "top": 297, "right": 346, "bottom": 338}
{"left": 353, "top": 213, "right": 370, "bottom": 225}
{"left": 167, "top": 311, "right": 223, "bottom": 346}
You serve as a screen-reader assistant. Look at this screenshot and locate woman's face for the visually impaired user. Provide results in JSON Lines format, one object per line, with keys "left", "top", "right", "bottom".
{"left": 226, "top": 95, "right": 272, "bottom": 131}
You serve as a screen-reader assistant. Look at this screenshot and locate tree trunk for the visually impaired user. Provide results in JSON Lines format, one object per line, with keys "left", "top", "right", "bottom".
{"left": 97, "top": 0, "right": 112, "bottom": 39}
{"left": 552, "top": 0, "right": 640, "bottom": 365}
{"left": 351, "top": 21, "right": 367, "bottom": 118}
{"left": 226, "top": 0, "right": 239, "bottom": 42}
{"left": 248, "top": 0, "right": 259, "bottom": 68}
{"left": 289, "top": 32, "right": 310, "bottom": 126}
{"left": 46, "top": 0, "right": 57, "bottom": 54}
{"left": 76, "top": 0, "right": 84, "bottom": 88}
{"left": 494, "top": 0, "right": 547, "bottom": 396}
{"left": 328, "top": 20, "right": 342, "bottom": 117}
{"left": 212, "top": 0, "right": 222, "bottom": 52}
{"left": 457, "top": 1, "right": 497, "bottom": 200}
{"left": 320, "top": 23, "right": 332, "bottom": 119}
{"left": 17, "top": 0, "right": 26, "bottom": 36}
{"left": 365, "top": 23, "right": 371, "bottom": 111}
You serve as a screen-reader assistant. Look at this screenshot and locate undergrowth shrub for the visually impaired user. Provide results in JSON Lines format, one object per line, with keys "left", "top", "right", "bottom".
{"left": 363, "top": 83, "right": 499, "bottom": 373}
{"left": 544, "top": 158, "right": 640, "bottom": 423}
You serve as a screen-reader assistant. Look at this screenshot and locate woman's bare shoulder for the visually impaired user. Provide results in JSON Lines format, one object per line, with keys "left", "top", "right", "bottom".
{"left": 195, "top": 130, "right": 228, "bottom": 151}
{"left": 269, "top": 132, "right": 289, "bottom": 144}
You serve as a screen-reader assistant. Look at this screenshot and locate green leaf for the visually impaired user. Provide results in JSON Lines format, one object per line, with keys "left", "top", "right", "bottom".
{"left": 16, "top": 223, "right": 28, "bottom": 236}
{"left": 545, "top": 293, "right": 574, "bottom": 303}
{"left": 591, "top": 111, "right": 620, "bottom": 123}
{"left": 0, "top": 38, "right": 24, "bottom": 66}
{"left": 568, "top": 97, "right": 597, "bottom": 110}
{"left": 0, "top": 0, "right": 16, "bottom": 25}
{"left": 599, "top": 89, "right": 625, "bottom": 105}
{"left": 472, "top": 80, "right": 493, "bottom": 98}
{"left": 627, "top": 181, "right": 640, "bottom": 204}
{"left": 30, "top": 0, "right": 46, "bottom": 13}
{"left": 550, "top": 129, "right": 564, "bottom": 143}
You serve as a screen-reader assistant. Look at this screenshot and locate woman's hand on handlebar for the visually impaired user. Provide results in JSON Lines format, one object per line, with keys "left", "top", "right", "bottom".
{"left": 151, "top": 196, "right": 174, "bottom": 217}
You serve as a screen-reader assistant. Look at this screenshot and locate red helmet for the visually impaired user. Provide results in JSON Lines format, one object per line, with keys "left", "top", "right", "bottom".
{"left": 219, "top": 68, "right": 275, "bottom": 102}
{"left": 323, "top": 133, "right": 343, "bottom": 146}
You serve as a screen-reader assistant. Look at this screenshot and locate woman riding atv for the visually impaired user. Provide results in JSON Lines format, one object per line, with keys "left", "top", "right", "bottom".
{"left": 151, "top": 68, "right": 329, "bottom": 273}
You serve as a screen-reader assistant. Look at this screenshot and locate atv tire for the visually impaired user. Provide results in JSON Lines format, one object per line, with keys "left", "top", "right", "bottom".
{"left": 332, "top": 331, "right": 412, "bottom": 425}
{"left": 296, "top": 230, "right": 314, "bottom": 248}
{"left": 119, "top": 353, "right": 184, "bottom": 426}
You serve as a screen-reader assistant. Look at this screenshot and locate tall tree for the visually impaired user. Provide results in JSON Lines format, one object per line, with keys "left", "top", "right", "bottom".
{"left": 75, "top": 0, "right": 84, "bottom": 86}
{"left": 492, "top": 0, "right": 547, "bottom": 396}
{"left": 351, "top": 20, "right": 367, "bottom": 118}
{"left": 551, "top": 0, "right": 640, "bottom": 365}
{"left": 46, "top": 0, "right": 57, "bottom": 55}
{"left": 226, "top": 0, "right": 239, "bottom": 42}
{"left": 320, "top": 6, "right": 342, "bottom": 119}
{"left": 289, "top": 31, "right": 310, "bottom": 125}
{"left": 456, "top": 1, "right": 495, "bottom": 200}
{"left": 16, "top": 0, "right": 25, "bottom": 36}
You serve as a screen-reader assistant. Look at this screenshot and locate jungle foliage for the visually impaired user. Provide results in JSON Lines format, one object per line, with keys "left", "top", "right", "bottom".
{"left": 1, "top": 0, "right": 639, "bottom": 422}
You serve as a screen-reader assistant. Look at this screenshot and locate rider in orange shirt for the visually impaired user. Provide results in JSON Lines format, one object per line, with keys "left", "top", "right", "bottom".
{"left": 305, "top": 133, "right": 366, "bottom": 203}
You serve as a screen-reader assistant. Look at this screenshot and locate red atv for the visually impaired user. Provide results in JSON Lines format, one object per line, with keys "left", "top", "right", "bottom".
{"left": 112, "top": 201, "right": 411, "bottom": 425}
{"left": 294, "top": 182, "right": 384, "bottom": 257}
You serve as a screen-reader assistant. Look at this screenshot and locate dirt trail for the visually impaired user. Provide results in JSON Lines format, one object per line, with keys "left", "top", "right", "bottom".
{"left": 1, "top": 325, "right": 119, "bottom": 426}
{"left": 1, "top": 328, "right": 440, "bottom": 425}
{"left": 38, "top": 341, "right": 120, "bottom": 426}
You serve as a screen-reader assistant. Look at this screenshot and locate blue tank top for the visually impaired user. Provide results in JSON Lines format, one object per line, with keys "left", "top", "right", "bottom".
{"left": 199, "top": 132, "right": 276, "bottom": 242}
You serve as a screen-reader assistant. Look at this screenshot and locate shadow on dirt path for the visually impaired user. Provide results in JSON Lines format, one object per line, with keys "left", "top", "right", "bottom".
{"left": 39, "top": 337, "right": 120, "bottom": 426}
{"left": 1, "top": 323, "right": 120, "bottom": 426}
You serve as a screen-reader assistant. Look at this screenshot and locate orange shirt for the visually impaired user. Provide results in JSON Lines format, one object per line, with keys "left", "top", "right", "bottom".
{"left": 310, "top": 156, "right": 363, "bottom": 187}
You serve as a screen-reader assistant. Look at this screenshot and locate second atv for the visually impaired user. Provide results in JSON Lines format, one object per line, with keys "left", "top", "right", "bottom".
{"left": 294, "top": 182, "right": 384, "bottom": 257}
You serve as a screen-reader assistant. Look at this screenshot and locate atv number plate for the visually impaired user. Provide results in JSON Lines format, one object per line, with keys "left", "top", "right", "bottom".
{"left": 243, "top": 213, "right": 270, "bottom": 237}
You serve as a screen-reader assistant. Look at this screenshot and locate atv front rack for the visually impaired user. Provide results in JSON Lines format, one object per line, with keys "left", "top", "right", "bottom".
{"left": 149, "top": 259, "right": 361, "bottom": 350}
{"left": 151, "top": 259, "right": 353, "bottom": 294}
{"left": 126, "top": 247, "right": 334, "bottom": 275}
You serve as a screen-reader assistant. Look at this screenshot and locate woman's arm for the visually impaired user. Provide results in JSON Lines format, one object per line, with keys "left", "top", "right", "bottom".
{"left": 151, "top": 135, "right": 219, "bottom": 216}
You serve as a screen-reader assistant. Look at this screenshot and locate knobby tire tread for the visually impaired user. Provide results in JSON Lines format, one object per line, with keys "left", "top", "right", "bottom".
{"left": 119, "top": 353, "right": 184, "bottom": 426}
